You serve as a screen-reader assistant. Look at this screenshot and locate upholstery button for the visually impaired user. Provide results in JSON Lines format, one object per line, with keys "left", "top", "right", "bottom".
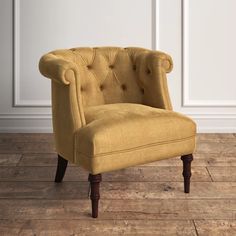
{"left": 100, "top": 84, "right": 104, "bottom": 91}
{"left": 87, "top": 65, "right": 92, "bottom": 69}
{"left": 121, "top": 84, "right": 127, "bottom": 91}
{"left": 146, "top": 69, "right": 151, "bottom": 74}
{"left": 140, "top": 88, "right": 144, "bottom": 94}
{"left": 109, "top": 65, "right": 114, "bottom": 69}
{"left": 81, "top": 87, "right": 84, "bottom": 92}
{"left": 133, "top": 65, "right": 136, "bottom": 71}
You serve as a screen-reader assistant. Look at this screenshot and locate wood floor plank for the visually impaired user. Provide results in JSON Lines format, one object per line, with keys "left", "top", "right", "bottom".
{"left": 0, "top": 142, "right": 55, "bottom": 154}
{"left": 0, "top": 154, "right": 22, "bottom": 166}
{"left": 19, "top": 153, "right": 58, "bottom": 166}
{"left": 0, "top": 219, "right": 197, "bottom": 236}
{"left": 195, "top": 141, "right": 236, "bottom": 154}
{"left": 0, "top": 199, "right": 235, "bottom": 220}
{"left": 0, "top": 182, "right": 235, "bottom": 200}
{"left": 18, "top": 153, "right": 74, "bottom": 166}
{"left": 207, "top": 167, "right": 236, "bottom": 182}
{"left": 196, "top": 133, "right": 236, "bottom": 141}
{"left": 0, "top": 166, "right": 211, "bottom": 182}
{"left": 143, "top": 153, "right": 236, "bottom": 167}
{"left": 194, "top": 220, "right": 236, "bottom": 236}
{"left": 17, "top": 153, "right": 236, "bottom": 167}
{"left": 0, "top": 133, "right": 54, "bottom": 143}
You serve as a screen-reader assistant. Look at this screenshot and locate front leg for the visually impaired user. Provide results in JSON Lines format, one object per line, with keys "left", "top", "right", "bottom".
{"left": 88, "top": 174, "right": 102, "bottom": 218}
{"left": 181, "top": 154, "right": 193, "bottom": 193}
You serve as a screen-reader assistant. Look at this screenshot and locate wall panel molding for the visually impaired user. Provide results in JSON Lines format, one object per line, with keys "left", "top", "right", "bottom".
{"left": 182, "top": 0, "right": 236, "bottom": 107}
{"left": 13, "top": 0, "right": 51, "bottom": 107}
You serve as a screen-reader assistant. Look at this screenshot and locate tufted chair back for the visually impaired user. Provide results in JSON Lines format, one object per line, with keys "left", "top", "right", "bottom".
{"left": 79, "top": 47, "right": 147, "bottom": 107}
{"left": 49, "top": 47, "right": 153, "bottom": 107}
{"left": 42, "top": 47, "right": 173, "bottom": 109}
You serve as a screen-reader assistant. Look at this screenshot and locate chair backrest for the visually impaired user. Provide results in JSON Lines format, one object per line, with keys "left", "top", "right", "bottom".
{"left": 51, "top": 47, "right": 149, "bottom": 107}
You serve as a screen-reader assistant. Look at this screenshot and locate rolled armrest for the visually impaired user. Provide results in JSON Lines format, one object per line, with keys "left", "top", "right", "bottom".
{"left": 138, "top": 50, "right": 173, "bottom": 110}
{"left": 39, "top": 53, "right": 78, "bottom": 85}
{"left": 146, "top": 51, "right": 173, "bottom": 73}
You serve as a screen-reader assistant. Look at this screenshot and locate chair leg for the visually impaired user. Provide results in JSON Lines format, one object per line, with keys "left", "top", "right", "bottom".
{"left": 88, "top": 173, "right": 102, "bottom": 218}
{"left": 181, "top": 154, "right": 193, "bottom": 193}
{"left": 55, "top": 154, "right": 68, "bottom": 183}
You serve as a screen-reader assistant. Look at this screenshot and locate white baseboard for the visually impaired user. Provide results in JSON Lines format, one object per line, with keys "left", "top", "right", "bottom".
{"left": 0, "top": 117, "right": 53, "bottom": 133}
{"left": 191, "top": 115, "right": 236, "bottom": 133}
{"left": 0, "top": 116, "right": 235, "bottom": 133}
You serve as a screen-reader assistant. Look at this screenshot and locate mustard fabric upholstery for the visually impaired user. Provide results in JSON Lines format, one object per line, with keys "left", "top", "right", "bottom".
{"left": 39, "top": 47, "right": 196, "bottom": 174}
{"left": 77, "top": 103, "right": 195, "bottom": 174}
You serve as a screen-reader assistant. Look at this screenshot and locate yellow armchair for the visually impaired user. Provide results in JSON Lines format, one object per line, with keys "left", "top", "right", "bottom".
{"left": 39, "top": 47, "right": 196, "bottom": 218}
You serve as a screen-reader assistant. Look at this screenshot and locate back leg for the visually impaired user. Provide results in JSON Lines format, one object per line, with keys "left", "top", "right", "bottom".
{"left": 55, "top": 154, "right": 68, "bottom": 183}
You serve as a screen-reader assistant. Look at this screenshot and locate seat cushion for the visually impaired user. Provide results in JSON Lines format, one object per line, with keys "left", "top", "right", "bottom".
{"left": 75, "top": 103, "right": 196, "bottom": 174}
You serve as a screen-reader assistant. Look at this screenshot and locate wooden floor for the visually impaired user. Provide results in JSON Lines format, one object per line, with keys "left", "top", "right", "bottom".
{"left": 0, "top": 134, "right": 235, "bottom": 235}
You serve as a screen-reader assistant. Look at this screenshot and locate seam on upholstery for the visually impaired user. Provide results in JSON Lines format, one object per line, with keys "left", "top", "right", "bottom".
{"left": 100, "top": 69, "right": 111, "bottom": 84}
{"left": 78, "top": 135, "right": 195, "bottom": 158}
{"left": 88, "top": 67, "right": 100, "bottom": 84}
{"left": 71, "top": 50, "right": 86, "bottom": 65}
{"left": 91, "top": 48, "right": 96, "bottom": 65}
{"left": 112, "top": 48, "right": 120, "bottom": 65}
{"left": 91, "top": 49, "right": 109, "bottom": 84}
{"left": 72, "top": 69, "right": 86, "bottom": 126}
{"left": 67, "top": 71, "right": 79, "bottom": 163}
{"left": 101, "top": 52, "right": 109, "bottom": 64}
{"left": 110, "top": 49, "right": 121, "bottom": 85}
{"left": 125, "top": 50, "right": 135, "bottom": 65}
{"left": 160, "top": 69, "right": 171, "bottom": 109}
{"left": 113, "top": 71, "right": 121, "bottom": 85}
{"left": 76, "top": 53, "right": 88, "bottom": 65}
{"left": 109, "top": 49, "right": 112, "bottom": 64}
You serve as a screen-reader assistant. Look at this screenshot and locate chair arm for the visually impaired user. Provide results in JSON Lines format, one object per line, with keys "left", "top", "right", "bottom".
{"left": 138, "top": 51, "right": 173, "bottom": 110}
{"left": 146, "top": 51, "right": 173, "bottom": 73}
{"left": 39, "top": 52, "right": 86, "bottom": 162}
{"left": 39, "top": 53, "right": 78, "bottom": 85}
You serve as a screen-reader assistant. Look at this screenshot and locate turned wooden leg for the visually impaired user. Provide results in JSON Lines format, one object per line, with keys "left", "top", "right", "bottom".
{"left": 55, "top": 154, "right": 68, "bottom": 183}
{"left": 88, "top": 174, "right": 102, "bottom": 218}
{"left": 181, "top": 154, "right": 193, "bottom": 193}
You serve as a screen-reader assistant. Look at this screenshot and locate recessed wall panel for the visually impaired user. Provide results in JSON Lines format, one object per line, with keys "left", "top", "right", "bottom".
{"left": 184, "top": 0, "right": 236, "bottom": 106}
{"left": 15, "top": 0, "right": 153, "bottom": 106}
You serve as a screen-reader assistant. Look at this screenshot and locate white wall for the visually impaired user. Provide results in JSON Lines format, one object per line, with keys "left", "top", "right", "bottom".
{"left": 158, "top": 0, "right": 236, "bottom": 132}
{"left": 0, "top": 0, "right": 236, "bottom": 132}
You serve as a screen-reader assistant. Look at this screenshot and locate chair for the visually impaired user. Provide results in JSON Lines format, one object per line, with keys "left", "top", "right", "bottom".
{"left": 39, "top": 47, "right": 196, "bottom": 218}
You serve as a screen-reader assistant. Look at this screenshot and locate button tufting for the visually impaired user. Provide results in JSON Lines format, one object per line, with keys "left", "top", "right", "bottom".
{"left": 133, "top": 65, "right": 136, "bottom": 71}
{"left": 80, "top": 87, "right": 84, "bottom": 92}
{"left": 109, "top": 65, "right": 114, "bottom": 69}
{"left": 121, "top": 84, "right": 127, "bottom": 91}
{"left": 146, "top": 69, "right": 151, "bottom": 74}
{"left": 100, "top": 84, "right": 104, "bottom": 91}
{"left": 140, "top": 88, "right": 144, "bottom": 94}
{"left": 87, "top": 65, "right": 92, "bottom": 69}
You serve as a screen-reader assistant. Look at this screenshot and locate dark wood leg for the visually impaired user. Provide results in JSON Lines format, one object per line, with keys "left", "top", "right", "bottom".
{"left": 88, "top": 174, "right": 102, "bottom": 218}
{"left": 181, "top": 154, "right": 193, "bottom": 193}
{"left": 55, "top": 154, "right": 68, "bottom": 183}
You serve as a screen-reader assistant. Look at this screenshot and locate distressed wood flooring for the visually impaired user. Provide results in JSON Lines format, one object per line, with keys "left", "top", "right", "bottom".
{"left": 0, "top": 133, "right": 235, "bottom": 235}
